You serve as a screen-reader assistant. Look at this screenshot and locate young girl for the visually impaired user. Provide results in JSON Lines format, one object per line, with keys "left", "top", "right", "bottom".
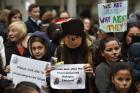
{"left": 110, "top": 62, "right": 135, "bottom": 93}
{"left": 28, "top": 31, "right": 51, "bottom": 62}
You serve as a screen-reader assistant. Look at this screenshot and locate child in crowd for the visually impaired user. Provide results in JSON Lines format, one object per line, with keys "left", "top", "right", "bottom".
{"left": 28, "top": 31, "right": 51, "bottom": 62}
{"left": 110, "top": 62, "right": 135, "bottom": 93}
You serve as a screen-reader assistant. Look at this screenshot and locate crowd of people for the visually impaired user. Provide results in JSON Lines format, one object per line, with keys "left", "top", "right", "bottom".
{"left": 0, "top": 3, "right": 140, "bottom": 93}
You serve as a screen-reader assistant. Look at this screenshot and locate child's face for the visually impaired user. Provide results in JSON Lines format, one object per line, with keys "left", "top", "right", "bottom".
{"left": 112, "top": 70, "right": 132, "bottom": 93}
{"left": 31, "top": 41, "right": 46, "bottom": 59}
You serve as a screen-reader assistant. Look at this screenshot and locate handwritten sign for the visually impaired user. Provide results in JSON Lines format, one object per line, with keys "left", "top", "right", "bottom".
{"left": 98, "top": 1, "right": 128, "bottom": 32}
{"left": 50, "top": 64, "right": 85, "bottom": 89}
{"left": 9, "top": 54, "right": 50, "bottom": 88}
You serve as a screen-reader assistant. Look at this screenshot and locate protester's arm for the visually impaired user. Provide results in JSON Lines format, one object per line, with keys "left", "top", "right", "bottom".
{"left": 95, "top": 65, "right": 111, "bottom": 93}
{"left": 84, "top": 64, "right": 95, "bottom": 78}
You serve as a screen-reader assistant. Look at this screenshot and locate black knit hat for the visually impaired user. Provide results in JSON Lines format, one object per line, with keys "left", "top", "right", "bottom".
{"left": 61, "top": 19, "right": 85, "bottom": 37}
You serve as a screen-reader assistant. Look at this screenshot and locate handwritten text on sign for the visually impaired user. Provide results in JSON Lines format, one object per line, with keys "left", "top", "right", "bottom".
{"left": 98, "top": 1, "right": 128, "bottom": 32}
{"left": 10, "top": 54, "right": 50, "bottom": 88}
{"left": 50, "top": 64, "right": 85, "bottom": 89}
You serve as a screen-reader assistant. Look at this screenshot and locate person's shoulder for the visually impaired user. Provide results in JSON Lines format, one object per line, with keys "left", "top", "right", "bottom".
{"left": 25, "top": 17, "right": 32, "bottom": 24}
{"left": 95, "top": 62, "right": 110, "bottom": 72}
{"left": 96, "top": 62, "right": 107, "bottom": 70}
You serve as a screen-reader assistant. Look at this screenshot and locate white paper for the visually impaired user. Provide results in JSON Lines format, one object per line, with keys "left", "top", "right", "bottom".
{"left": 50, "top": 64, "right": 85, "bottom": 89}
{"left": 10, "top": 54, "right": 50, "bottom": 88}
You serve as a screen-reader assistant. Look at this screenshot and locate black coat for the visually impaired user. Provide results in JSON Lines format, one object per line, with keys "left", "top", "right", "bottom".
{"left": 25, "top": 17, "right": 42, "bottom": 33}
{"left": 4, "top": 41, "right": 30, "bottom": 65}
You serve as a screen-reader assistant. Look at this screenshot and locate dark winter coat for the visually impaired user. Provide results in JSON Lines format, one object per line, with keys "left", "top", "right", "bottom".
{"left": 25, "top": 17, "right": 42, "bottom": 33}
{"left": 4, "top": 41, "right": 30, "bottom": 65}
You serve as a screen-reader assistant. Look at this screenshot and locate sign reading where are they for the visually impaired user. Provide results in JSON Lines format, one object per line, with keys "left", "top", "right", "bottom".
{"left": 98, "top": 1, "right": 128, "bottom": 32}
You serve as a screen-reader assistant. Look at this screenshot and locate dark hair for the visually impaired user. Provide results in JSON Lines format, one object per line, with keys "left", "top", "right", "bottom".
{"left": 82, "top": 17, "right": 95, "bottom": 35}
{"left": 111, "top": 62, "right": 135, "bottom": 92}
{"left": 28, "top": 4, "right": 39, "bottom": 12}
{"left": 121, "top": 22, "right": 140, "bottom": 60}
{"left": 122, "top": 22, "right": 140, "bottom": 44}
{"left": 99, "top": 36, "right": 121, "bottom": 53}
{"left": 8, "top": 9, "right": 22, "bottom": 24}
{"left": 29, "top": 36, "right": 47, "bottom": 54}
{"left": 111, "top": 62, "right": 134, "bottom": 78}
{"left": 14, "top": 81, "right": 40, "bottom": 93}
{"left": 96, "top": 36, "right": 121, "bottom": 64}
{"left": 14, "top": 85, "right": 38, "bottom": 93}
{"left": 29, "top": 36, "right": 46, "bottom": 47}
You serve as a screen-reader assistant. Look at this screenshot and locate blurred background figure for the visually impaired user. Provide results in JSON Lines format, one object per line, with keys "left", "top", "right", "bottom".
{"left": 83, "top": 17, "right": 96, "bottom": 41}
{"left": 59, "top": 11, "right": 70, "bottom": 19}
{"left": 0, "top": 9, "right": 10, "bottom": 42}
{"left": 7, "top": 9, "right": 22, "bottom": 26}
{"left": 25, "top": 4, "right": 42, "bottom": 33}
{"left": 41, "top": 10, "right": 55, "bottom": 33}
{"left": 121, "top": 21, "right": 140, "bottom": 61}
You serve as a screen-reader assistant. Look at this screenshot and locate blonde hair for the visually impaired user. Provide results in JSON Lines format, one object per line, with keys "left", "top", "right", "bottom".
{"left": 8, "top": 21, "right": 27, "bottom": 38}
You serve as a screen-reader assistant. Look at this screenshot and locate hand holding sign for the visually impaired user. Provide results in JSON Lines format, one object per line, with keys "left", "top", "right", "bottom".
{"left": 84, "top": 64, "right": 95, "bottom": 77}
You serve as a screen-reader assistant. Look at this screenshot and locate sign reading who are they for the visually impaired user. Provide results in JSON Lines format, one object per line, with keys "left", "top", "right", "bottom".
{"left": 98, "top": 1, "right": 128, "bottom": 32}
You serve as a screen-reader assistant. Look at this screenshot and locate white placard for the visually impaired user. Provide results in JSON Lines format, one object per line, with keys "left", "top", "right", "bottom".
{"left": 50, "top": 64, "right": 85, "bottom": 89}
{"left": 10, "top": 54, "right": 50, "bottom": 88}
{"left": 98, "top": 1, "right": 128, "bottom": 32}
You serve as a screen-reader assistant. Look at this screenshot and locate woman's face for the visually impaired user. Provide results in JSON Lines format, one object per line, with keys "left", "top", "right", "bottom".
{"left": 64, "top": 35, "right": 82, "bottom": 49}
{"left": 8, "top": 26, "right": 22, "bottom": 42}
{"left": 11, "top": 13, "right": 21, "bottom": 23}
{"left": 101, "top": 40, "right": 121, "bottom": 63}
{"left": 112, "top": 70, "right": 132, "bottom": 93}
{"left": 126, "top": 26, "right": 140, "bottom": 44}
{"left": 31, "top": 41, "right": 46, "bottom": 59}
{"left": 83, "top": 18, "right": 91, "bottom": 31}
{"left": 96, "top": 30, "right": 107, "bottom": 39}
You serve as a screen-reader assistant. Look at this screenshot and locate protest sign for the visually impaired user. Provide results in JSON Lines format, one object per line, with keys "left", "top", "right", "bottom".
{"left": 98, "top": 1, "right": 128, "bottom": 32}
{"left": 9, "top": 54, "right": 50, "bottom": 88}
{"left": 50, "top": 64, "right": 85, "bottom": 89}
